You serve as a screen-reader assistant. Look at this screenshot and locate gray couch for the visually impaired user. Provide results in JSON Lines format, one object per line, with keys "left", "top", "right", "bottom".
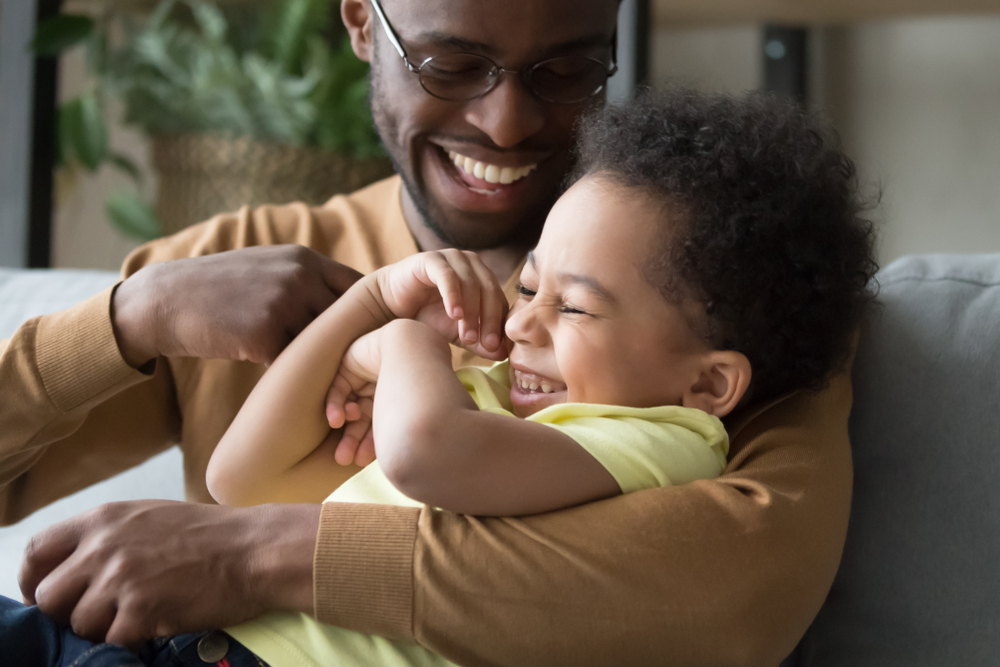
{"left": 1, "top": 254, "right": 998, "bottom": 664}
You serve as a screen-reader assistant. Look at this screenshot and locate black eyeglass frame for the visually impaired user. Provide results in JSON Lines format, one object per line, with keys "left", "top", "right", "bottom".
{"left": 368, "top": 0, "right": 618, "bottom": 104}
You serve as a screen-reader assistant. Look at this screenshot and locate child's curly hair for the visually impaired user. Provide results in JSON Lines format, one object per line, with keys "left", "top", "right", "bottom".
{"left": 573, "top": 88, "right": 879, "bottom": 404}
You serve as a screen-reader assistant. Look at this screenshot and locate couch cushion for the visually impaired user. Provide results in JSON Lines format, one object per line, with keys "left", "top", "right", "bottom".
{"left": 0, "top": 268, "right": 120, "bottom": 339}
{"left": 788, "top": 253, "right": 1000, "bottom": 666}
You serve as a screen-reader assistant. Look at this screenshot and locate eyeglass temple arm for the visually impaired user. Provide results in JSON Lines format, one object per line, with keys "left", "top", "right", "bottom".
{"left": 369, "top": 0, "right": 410, "bottom": 63}
{"left": 607, "top": 26, "right": 619, "bottom": 77}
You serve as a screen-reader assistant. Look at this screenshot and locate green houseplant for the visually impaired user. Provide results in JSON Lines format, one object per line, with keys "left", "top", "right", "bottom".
{"left": 33, "top": 0, "right": 390, "bottom": 240}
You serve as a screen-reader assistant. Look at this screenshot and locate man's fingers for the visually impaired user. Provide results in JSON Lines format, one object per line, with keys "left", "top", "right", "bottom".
{"left": 31, "top": 551, "right": 92, "bottom": 625}
{"left": 105, "top": 607, "right": 149, "bottom": 650}
{"left": 19, "top": 520, "right": 84, "bottom": 604}
{"left": 69, "top": 586, "right": 118, "bottom": 643}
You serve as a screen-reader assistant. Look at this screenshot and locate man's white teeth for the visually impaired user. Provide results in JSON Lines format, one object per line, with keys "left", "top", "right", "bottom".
{"left": 448, "top": 150, "right": 536, "bottom": 185}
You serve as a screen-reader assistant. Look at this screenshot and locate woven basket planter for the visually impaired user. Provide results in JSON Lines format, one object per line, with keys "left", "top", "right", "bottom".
{"left": 152, "top": 134, "right": 395, "bottom": 235}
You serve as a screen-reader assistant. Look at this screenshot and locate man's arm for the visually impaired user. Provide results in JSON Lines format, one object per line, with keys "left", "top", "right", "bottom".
{"left": 0, "top": 223, "right": 363, "bottom": 524}
{"left": 0, "top": 287, "right": 180, "bottom": 525}
{"left": 315, "top": 371, "right": 855, "bottom": 666}
{"left": 18, "top": 371, "right": 850, "bottom": 662}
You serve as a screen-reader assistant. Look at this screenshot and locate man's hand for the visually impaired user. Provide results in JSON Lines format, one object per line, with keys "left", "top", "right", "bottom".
{"left": 19, "top": 500, "right": 320, "bottom": 647}
{"left": 112, "top": 246, "right": 364, "bottom": 368}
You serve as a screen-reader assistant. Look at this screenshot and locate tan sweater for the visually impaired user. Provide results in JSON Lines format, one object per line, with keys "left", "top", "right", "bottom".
{"left": 0, "top": 176, "right": 853, "bottom": 666}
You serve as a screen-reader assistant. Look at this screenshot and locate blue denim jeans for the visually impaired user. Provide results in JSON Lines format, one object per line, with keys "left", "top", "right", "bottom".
{"left": 0, "top": 596, "right": 267, "bottom": 667}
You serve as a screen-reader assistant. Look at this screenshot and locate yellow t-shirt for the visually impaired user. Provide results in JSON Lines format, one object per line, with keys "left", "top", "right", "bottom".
{"left": 226, "top": 362, "right": 728, "bottom": 667}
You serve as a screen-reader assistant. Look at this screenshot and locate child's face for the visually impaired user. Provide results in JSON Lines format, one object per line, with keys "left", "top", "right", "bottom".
{"left": 505, "top": 175, "right": 715, "bottom": 417}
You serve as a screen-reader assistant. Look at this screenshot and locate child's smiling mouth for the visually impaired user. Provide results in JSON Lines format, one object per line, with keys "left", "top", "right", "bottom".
{"left": 512, "top": 368, "right": 566, "bottom": 394}
{"left": 509, "top": 364, "right": 567, "bottom": 416}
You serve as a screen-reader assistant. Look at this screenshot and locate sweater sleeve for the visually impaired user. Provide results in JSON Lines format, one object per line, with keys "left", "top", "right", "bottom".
{"left": 313, "top": 370, "right": 854, "bottom": 667}
{"left": 0, "top": 287, "right": 181, "bottom": 525}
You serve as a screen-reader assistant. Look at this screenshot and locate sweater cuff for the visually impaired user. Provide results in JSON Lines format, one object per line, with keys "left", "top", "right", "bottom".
{"left": 35, "top": 285, "right": 148, "bottom": 412}
{"left": 314, "top": 502, "right": 419, "bottom": 640}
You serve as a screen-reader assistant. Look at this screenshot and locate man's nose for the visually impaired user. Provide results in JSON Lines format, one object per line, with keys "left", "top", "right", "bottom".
{"left": 464, "top": 74, "right": 546, "bottom": 148}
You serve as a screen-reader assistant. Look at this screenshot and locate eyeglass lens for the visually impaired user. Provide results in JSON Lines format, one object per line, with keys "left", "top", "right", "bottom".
{"left": 417, "top": 54, "right": 611, "bottom": 103}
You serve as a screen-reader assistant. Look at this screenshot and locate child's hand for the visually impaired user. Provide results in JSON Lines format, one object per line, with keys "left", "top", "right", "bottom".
{"left": 375, "top": 250, "right": 508, "bottom": 360}
{"left": 325, "top": 331, "right": 380, "bottom": 466}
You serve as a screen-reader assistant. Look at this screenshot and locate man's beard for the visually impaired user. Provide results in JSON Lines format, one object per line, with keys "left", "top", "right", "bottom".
{"left": 367, "top": 59, "right": 552, "bottom": 252}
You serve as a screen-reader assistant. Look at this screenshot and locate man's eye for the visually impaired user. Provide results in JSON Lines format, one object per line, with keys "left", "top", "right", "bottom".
{"left": 515, "top": 283, "right": 536, "bottom": 297}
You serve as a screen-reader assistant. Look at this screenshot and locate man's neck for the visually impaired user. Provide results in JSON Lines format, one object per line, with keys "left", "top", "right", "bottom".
{"left": 401, "top": 190, "right": 532, "bottom": 284}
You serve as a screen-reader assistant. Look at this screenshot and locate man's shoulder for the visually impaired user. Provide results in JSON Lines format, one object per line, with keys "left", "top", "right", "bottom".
{"left": 122, "top": 176, "right": 407, "bottom": 275}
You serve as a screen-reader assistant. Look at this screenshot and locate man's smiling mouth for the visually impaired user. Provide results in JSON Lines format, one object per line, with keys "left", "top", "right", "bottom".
{"left": 446, "top": 149, "right": 537, "bottom": 194}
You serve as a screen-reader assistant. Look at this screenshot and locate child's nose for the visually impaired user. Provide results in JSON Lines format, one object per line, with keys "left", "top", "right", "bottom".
{"left": 505, "top": 302, "right": 544, "bottom": 346}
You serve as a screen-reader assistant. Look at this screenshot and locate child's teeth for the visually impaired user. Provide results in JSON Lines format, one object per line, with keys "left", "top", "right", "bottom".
{"left": 540, "top": 382, "right": 552, "bottom": 393}
{"left": 529, "top": 382, "right": 539, "bottom": 390}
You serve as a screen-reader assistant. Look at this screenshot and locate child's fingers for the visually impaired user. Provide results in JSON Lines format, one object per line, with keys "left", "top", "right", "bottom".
{"left": 466, "top": 253, "right": 506, "bottom": 351}
{"left": 422, "top": 253, "right": 466, "bottom": 320}
{"left": 351, "top": 398, "right": 375, "bottom": 466}
{"left": 325, "top": 374, "right": 355, "bottom": 427}
{"left": 334, "top": 433, "right": 360, "bottom": 466}
{"left": 354, "top": 429, "right": 376, "bottom": 467}
{"left": 450, "top": 251, "right": 483, "bottom": 346}
{"left": 428, "top": 251, "right": 482, "bottom": 342}
{"left": 344, "top": 401, "right": 362, "bottom": 422}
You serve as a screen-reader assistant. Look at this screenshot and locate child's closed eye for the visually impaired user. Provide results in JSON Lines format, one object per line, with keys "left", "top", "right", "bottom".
{"left": 558, "top": 302, "right": 589, "bottom": 316}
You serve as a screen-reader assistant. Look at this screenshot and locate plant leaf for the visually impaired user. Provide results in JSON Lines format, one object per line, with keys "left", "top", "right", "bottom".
{"left": 31, "top": 14, "right": 94, "bottom": 56}
{"left": 60, "top": 92, "right": 109, "bottom": 170}
{"left": 272, "top": 0, "right": 328, "bottom": 73}
{"left": 59, "top": 95, "right": 108, "bottom": 171}
{"left": 110, "top": 153, "right": 144, "bottom": 185}
{"left": 106, "top": 191, "right": 162, "bottom": 241}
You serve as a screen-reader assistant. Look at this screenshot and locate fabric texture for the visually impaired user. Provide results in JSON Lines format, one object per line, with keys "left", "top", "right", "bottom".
{"left": 0, "top": 176, "right": 855, "bottom": 666}
{"left": 784, "top": 253, "right": 1000, "bottom": 667}
{"left": 0, "top": 596, "right": 266, "bottom": 667}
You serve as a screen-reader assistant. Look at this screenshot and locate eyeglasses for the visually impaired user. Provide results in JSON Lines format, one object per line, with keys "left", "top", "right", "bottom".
{"left": 368, "top": 0, "right": 618, "bottom": 104}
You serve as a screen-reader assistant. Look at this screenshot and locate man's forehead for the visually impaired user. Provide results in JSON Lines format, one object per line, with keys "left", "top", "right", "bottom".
{"left": 380, "top": 0, "right": 620, "bottom": 59}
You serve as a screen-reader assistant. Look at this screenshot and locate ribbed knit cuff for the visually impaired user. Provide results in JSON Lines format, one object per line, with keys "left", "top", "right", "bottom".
{"left": 35, "top": 285, "right": 146, "bottom": 411}
{"left": 314, "top": 502, "right": 419, "bottom": 640}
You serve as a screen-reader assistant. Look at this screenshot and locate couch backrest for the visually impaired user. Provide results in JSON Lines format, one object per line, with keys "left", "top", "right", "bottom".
{"left": 784, "top": 253, "right": 1000, "bottom": 666}
{"left": 0, "top": 268, "right": 120, "bottom": 339}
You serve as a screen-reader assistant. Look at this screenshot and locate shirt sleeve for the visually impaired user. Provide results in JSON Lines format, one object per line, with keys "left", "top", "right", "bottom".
{"left": 313, "top": 370, "right": 854, "bottom": 667}
{"left": 533, "top": 405, "right": 728, "bottom": 494}
{"left": 0, "top": 287, "right": 181, "bottom": 524}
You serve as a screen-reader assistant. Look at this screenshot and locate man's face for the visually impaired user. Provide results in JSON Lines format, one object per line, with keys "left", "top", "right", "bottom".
{"left": 356, "top": 0, "right": 620, "bottom": 251}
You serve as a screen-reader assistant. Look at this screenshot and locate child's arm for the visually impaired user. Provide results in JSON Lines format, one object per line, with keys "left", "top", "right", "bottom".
{"left": 207, "top": 251, "right": 508, "bottom": 506}
{"left": 332, "top": 319, "right": 622, "bottom": 516}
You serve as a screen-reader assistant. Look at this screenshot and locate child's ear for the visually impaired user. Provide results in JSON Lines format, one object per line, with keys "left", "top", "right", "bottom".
{"left": 681, "top": 351, "right": 752, "bottom": 418}
{"left": 342, "top": 0, "right": 375, "bottom": 62}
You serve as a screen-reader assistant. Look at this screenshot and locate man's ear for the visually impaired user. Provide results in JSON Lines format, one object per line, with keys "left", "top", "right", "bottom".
{"left": 342, "top": 0, "right": 374, "bottom": 62}
{"left": 681, "top": 351, "right": 752, "bottom": 418}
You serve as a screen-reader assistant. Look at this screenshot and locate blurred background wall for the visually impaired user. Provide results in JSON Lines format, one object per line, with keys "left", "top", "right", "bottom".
{"left": 7, "top": 6, "right": 1000, "bottom": 270}
{"left": 654, "top": 16, "right": 1000, "bottom": 266}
